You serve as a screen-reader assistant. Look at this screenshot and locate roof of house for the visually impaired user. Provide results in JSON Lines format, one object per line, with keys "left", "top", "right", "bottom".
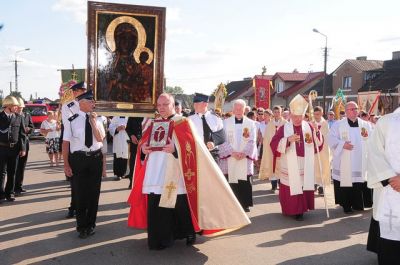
{"left": 225, "top": 79, "right": 253, "bottom": 101}
{"left": 272, "top": 72, "right": 309, "bottom": 82}
{"left": 304, "top": 74, "right": 333, "bottom": 95}
{"left": 277, "top": 72, "right": 325, "bottom": 97}
{"left": 332, "top": 59, "right": 384, "bottom": 74}
{"left": 253, "top": 74, "right": 274, "bottom": 80}
{"left": 359, "top": 59, "right": 400, "bottom": 92}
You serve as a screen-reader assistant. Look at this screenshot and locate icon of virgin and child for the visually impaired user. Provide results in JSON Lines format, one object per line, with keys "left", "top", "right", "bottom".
{"left": 97, "top": 16, "right": 154, "bottom": 103}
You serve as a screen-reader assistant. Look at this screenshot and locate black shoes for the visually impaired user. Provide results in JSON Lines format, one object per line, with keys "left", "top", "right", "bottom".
{"left": 66, "top": 209, "right": 75, "bottom": 218}
{"left": 5, "top": 195, "right": 15, "bottom": 202}
{"left": 78, "top": 230, "right": 87, "bottom": 239}
{"left": 114, "top": 176, "right": 121, "bottom": 181}
{"left": 86, "top": 227, "right": 95, "bottom": 237}
{"left": 186, "top": 234, "right": 196, "bottom": 246}
{"left": 14, "top": 188, "right": 27, "bottom": 196}
{"left": 244, "top": 207, "right": 250, "bottom": 212}
{"left": 344, "top": 208, "right": 354, "bottom": 214}
{"left": 78, "top": 228, "right": 95, "bottom": 239}
{"left": 317, "top": 186, "right": 324, "bottom": 195}
{"left": 295, "top": 214, "right": 304, "bottom": 221}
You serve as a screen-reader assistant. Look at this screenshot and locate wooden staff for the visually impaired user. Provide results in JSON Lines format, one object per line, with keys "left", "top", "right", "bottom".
{"left": 308, "top": 90, "right": 330, "bottom": 218}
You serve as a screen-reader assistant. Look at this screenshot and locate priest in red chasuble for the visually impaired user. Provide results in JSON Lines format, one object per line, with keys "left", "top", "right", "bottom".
{"left": 127, "top": 93, "right": 250, "bottom": 250}
{"left": 270, "top": 94, "right": 323, "bottom": 221}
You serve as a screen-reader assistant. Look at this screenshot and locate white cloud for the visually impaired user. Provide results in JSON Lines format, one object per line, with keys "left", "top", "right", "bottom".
{"left": 52, "top": 0, "right": 86, "bottom": 24}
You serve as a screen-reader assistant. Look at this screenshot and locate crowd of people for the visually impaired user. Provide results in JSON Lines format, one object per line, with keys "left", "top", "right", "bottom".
{"left": 1, "top": 87, "right": 398, "bottom": 264}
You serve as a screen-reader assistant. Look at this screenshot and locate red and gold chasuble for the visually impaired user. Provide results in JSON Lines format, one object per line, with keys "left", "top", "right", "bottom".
{"left": 127, "top": 117, "right": 250, "bottom": 235}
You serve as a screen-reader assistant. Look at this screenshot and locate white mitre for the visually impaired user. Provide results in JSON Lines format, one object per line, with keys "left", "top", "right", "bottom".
{"left": 289, "top": 94, "right": 309, "bottom": 115}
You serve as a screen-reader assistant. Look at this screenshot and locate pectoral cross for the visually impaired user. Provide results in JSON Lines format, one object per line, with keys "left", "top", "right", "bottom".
{"left": 184, "top": 169, "right": 195, "bottom": 181}
{"left": 166, "top": 181, "right": 176, "bottom": 199}
{"left": 384, "top": 209, "right": 398, "bottom": 231}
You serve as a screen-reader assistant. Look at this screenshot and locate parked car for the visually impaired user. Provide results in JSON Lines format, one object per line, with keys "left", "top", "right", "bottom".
{"left": 24, "top": 103, "right": 49, "bottom": 138}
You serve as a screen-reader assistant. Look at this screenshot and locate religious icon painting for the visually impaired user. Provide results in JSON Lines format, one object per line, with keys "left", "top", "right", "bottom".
{"left": 148, "top": 119, "right": 174, "bottom": 151}
{"left": 87, "top": 1, "right": 166, "bottom": 117}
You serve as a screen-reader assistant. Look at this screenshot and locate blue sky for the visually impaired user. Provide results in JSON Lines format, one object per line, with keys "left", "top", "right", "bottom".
{"left": 1, "top": 0, "right": 399, "bottom": 100}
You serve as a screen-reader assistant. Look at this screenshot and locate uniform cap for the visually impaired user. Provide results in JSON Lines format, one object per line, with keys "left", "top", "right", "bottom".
{"left": 70, "top": 81, "right": 86, "bottom": 91}
{"left": 193, "top": 93, "right": 209, "bottom": 103}
{"left": 76, "top": 90, "right": 94, "bottom": 101}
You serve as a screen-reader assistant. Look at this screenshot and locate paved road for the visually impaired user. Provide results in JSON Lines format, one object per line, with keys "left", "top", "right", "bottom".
{"left": 0, "top": 140, "right": 377, "bottom": 265}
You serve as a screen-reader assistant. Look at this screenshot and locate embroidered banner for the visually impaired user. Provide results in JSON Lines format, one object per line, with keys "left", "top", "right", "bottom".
{"left": 254, "top": 77, "right": 271, "bottom": 109}
{"left": 358, "top": 91, "right": 380, "bottom": 115}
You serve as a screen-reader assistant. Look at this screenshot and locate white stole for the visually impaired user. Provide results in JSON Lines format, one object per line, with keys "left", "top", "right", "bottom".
{"left": 338, "top": 118, "right": 368, "bottom": 187}
{"left": 284, "top": 121, "right": 315, "bottom": 195}
{"left": 226, "top": 117, "right": 251, "bottom": 183}
{"left": 159, "top": 137, "right": 182, "bottom": 208}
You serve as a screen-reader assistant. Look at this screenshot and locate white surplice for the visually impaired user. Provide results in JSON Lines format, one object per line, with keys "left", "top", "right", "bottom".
{"left": 367, "top": 108, "right": 400, "bottom": 241}
{"left": 224, "top": 116, "right": 257, "bottom": 183}
{"left": 328, "top": 118, "right": 371, "bottom": 186}
{"left": 109, "top": 117, "right": 129, "bottom": 159}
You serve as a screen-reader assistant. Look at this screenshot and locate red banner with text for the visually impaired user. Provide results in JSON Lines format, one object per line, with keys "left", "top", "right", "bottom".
{"left": 254, "top": 77, "right": 271, "bottom": 109}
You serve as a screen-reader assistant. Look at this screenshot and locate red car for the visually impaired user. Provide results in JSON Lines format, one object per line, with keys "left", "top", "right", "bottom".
{"left": 24, "top": 103, "right": 49, "bottom": 137}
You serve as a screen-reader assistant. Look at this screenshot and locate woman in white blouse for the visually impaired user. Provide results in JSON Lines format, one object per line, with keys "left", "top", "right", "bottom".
{"left": 40, "top": 111, "right": 61, "bottom": 166}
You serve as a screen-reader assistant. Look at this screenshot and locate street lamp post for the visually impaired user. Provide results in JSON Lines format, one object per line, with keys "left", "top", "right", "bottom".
{"left": 313, "top": 28, "right": 327, "bottom": 113}
{"left": 13, "top": 48, "right": 30, "bottom": 92}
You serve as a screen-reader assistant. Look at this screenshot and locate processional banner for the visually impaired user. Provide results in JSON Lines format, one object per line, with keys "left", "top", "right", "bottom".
{"left": 358, "top": 91, "right": 380, "bottom": 115}
{"left": 254, "top": 77, "right": 271, "bottom": 109}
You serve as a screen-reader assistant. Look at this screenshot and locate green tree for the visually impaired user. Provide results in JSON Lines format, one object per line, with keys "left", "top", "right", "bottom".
{"left": 164, "top": 86, "right": 184, "bottom": 95}
{"left": 10, "top": 91, "right": 23, "bottom": 100}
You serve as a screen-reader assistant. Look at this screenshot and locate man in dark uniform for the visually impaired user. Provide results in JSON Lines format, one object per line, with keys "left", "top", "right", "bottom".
{"left": 15, "top": 97, "right": 34, "bottom": 195}
{"left": 0, "top": 95, "right": 26, "bottom": 202}
{"left": 125, "top": 116, "right": 143, "bottom": 189}
{"left": 63, "top": 90, "right": 105, "bottom": 239}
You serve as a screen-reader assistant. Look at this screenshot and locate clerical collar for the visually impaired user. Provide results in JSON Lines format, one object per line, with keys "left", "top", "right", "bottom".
{"left": 347, "top": 118, "right": 359, "bottom": 127}
{"left": 235, "top": 117, "right": 243, "bottom": 124}
{"left": 163, "top": 114, "right": 175, "bottom": 120}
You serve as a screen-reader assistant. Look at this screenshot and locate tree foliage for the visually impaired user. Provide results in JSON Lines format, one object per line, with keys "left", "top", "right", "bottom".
{"left": 10, "top": 91, "right": 23, "bottom": 100}
{"left": 164, "top": 86, "right": 184, "bottom": 95}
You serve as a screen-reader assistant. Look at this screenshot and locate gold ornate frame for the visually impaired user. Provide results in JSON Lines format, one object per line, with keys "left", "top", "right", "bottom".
{"left": 87, "top": 1, "right": 166, "bottom": 117}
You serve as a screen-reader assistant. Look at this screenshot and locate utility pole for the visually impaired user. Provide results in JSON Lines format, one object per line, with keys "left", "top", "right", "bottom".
{"left": 12, "top": 48, "right": 30, "bottom": 92}
{"left": 313, "top": 28, "right": 328, "bottom": 113}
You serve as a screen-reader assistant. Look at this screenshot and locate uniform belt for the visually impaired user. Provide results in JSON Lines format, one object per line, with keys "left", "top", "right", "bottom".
{"left": 0, "top": 142, "right": 16, "bottom": 148}
{"left": 73, "top": 149, "right": 102, "bottom": 157}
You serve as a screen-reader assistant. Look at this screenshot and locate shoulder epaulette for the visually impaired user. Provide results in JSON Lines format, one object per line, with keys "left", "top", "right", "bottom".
{"left": 67, "top": 102, "right": 75, "bottom": 108}
{"left": 68, "top": 113, "right": 79, "bottom": 122}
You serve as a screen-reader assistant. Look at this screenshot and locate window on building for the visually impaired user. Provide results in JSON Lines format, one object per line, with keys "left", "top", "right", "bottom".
{"left": 276, "top": 81, "right": 284, "bottom": 93}
{"left": 343, "top": 76, "right": 352, "bottom": 90}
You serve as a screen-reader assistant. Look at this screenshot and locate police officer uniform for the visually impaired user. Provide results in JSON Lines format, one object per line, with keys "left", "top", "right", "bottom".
{"left": 63, "top": 90, "right": 105, "bottom": 239}
{"left": 15, "top": 97, "right": 34, "bottom": 194}
{"left": 189, "top": 93, "right": 225, "bottom": 162}
{"left": 0, "top": 96, "right": 26, "bottom": 202}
